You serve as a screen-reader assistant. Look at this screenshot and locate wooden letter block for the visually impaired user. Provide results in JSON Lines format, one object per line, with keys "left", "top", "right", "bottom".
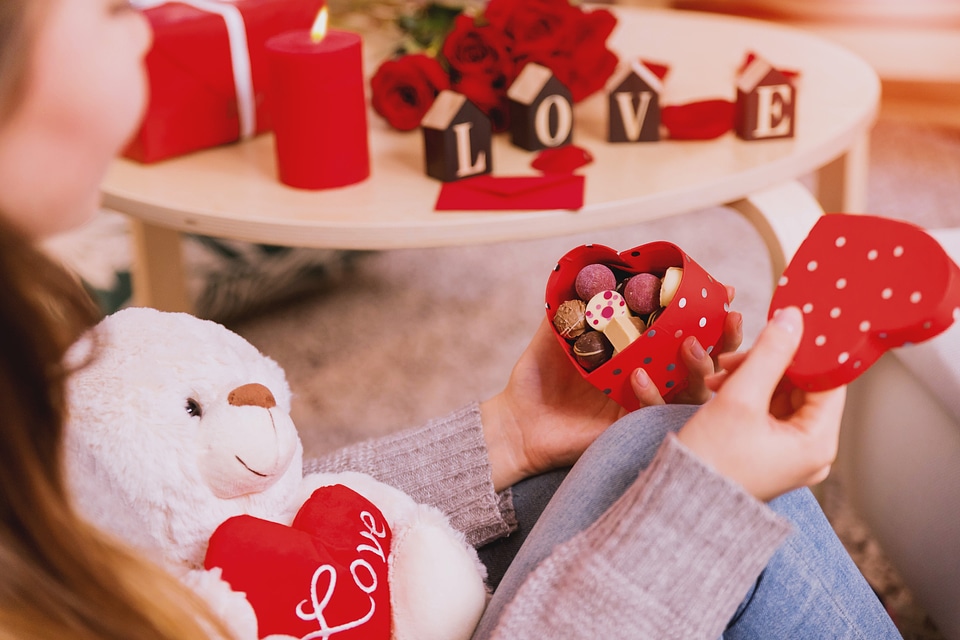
{"left": 735, "top": 55, "right": 795, "bottom": 141}
{"left": 507, "top": 62, "right": 574, "bottom": 152}
{"left": 606, "top": 60, "right": 662, "bottom": 143}
{"left": 421, "top": 90, "right": 492, "bottom": 182}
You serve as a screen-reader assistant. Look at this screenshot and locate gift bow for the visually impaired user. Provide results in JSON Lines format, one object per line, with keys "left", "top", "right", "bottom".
{"left": 130, "top": 0, "right": 256, "bottom": 140}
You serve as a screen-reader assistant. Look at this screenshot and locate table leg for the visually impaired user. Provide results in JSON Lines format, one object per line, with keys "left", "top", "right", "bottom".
{"left": 816, "top": 132, "right": 871, "bottom": 214}
{"left": 726, "top": 180, "right": 825, "bottom": 284}
{"left": 129, "top": 218, "right": 194, "bottom": 313}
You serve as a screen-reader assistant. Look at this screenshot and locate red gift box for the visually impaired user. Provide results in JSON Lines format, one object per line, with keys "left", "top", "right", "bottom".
{"left": 125, "top": 0, "right": 324, "bottom": 163}
{"left": 769, "top": 214, "right": 960, "bottom": 391}
{"left": 545, "top": 243, "right": 729, "bottom": 410}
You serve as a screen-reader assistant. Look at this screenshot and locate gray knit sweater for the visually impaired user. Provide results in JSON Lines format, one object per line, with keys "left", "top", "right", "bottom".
{"left": 304, "top": 403, "right": 792, "bottom": 638}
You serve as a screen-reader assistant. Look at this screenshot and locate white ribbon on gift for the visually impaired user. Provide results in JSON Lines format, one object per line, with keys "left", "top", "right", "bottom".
{"left": 131, "top": 0, "right": 256, "bottom": 139}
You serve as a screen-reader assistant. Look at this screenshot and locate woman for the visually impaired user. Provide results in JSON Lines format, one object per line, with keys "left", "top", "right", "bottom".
{"left": 0, "top": 0, "right": 899, "bottom": 638}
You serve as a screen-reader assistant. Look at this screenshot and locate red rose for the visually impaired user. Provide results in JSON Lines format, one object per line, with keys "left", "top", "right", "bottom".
{"left": 547, "top": 35, "right": 619, "bottom": 103}
{"left": 452, "top": 72, "right": 511, "bottom": 132}
{"left": 370, "top": 54, "right": 450, "bottom": 131}
{"left": 442, "top": 14, "right": 514, "bottom": 83}
{"left": 573, "top": 7, "right": 617, "bottom": 52}
{"left": 485, "top": 0, "right": 579, "bottom": 61}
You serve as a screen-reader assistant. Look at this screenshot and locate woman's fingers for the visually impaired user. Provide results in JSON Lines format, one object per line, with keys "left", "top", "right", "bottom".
{"left": 716, "top": 306, "right": 804, "bottom": 408}
{"left": 630, "top": 368, "right": 666, "bottom": 407}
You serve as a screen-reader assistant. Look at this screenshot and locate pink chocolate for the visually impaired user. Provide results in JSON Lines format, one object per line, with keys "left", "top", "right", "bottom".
{"left": 575, "top": 264, "right": 617, "bottom": 301}
{"left": 623, "top": 273, "right": 662, "bottom": 315}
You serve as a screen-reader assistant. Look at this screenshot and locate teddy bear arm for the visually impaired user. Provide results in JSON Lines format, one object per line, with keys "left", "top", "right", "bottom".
{"left": 181, "top": 567, "right": 261, "bottom": 640}
{"left": 299, "top": 470, "right": 424, "bottom": 526}
{"left": 389, "top": 511, "right": 489, "bottom": 640}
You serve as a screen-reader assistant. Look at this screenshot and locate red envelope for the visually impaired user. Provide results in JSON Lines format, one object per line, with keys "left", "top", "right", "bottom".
{"left": 434, "top": 174, "right": 585, "bottom": 211}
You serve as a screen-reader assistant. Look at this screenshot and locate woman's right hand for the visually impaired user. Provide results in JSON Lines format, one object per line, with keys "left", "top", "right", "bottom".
{"left": 677, "top": 306, "right": 846, "bottom": 502}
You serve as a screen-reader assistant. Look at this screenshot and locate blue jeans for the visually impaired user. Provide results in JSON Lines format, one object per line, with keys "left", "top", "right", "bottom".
{"left": 474, "top": 404, "right": 901, "bottom": 639}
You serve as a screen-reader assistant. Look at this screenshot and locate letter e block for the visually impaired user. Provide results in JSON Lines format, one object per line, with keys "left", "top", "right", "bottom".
{"left": 735, "top": 56, "right": 795, "bottom": 141}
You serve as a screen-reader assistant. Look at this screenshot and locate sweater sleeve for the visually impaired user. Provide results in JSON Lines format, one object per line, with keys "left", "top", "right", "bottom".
{"left": 302, "top": 402, "right": 516, "bottom": 548}
{"left": 489, "top": 434, "right": 793, "bottom": 640}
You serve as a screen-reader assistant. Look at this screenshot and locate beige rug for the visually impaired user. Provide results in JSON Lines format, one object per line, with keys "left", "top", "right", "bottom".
{"left": 224, "top": 117, "right": 956, "bottom": 639}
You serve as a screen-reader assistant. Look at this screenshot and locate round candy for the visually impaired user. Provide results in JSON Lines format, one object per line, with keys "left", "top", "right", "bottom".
{"left": 660, "top": 267, "right": 684, "bottom": 307}
{"left": 573, "top": 331, "right": 614, "bottom": 372}
{"left": 623, "top": 273, "right": 662, "bottom": 315}
{"left": 584, "top": 290, "right": 630, "bottom": 331}
{"left": 575, "top": 264, "right": 616, "bottom": 301}
{"left": 553, "top": 299, "right": 588, "bottom": 340}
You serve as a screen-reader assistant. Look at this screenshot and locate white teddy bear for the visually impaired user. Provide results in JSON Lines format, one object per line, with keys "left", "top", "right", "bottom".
{"left": 63, "top": 307, "right": 488, "bottom": 640}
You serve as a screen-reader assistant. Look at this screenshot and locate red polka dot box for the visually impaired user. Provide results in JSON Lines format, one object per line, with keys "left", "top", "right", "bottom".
{"left": 545, "top": 242, "right": 730, "bottom": 411}
{"left": 769, "top": 213, "right": 960, "bottom": 391}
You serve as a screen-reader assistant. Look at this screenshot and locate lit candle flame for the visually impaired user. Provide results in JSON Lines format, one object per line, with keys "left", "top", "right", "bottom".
{"left": 310, "top": 6, "right": 329, "bottom": 44}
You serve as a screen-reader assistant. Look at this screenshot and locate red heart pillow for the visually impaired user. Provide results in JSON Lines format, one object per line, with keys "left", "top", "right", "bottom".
{"left": 205, "top": 485, "right": 392, "bottom": 639}
{"left": 769, "top": 214, "right": 960, "bottom": 390}
{"left": 545, "top": 242, "right": 729, "bottom": 410}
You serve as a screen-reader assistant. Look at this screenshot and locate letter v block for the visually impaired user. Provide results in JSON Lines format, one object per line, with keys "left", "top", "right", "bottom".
{"left": 606, "top": 60, "right": 663, "bottom": 143}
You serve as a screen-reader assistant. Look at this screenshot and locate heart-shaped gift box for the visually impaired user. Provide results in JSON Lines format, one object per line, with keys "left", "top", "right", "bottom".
{"left": 769, "top": 214, "right": 960, "bottom": 391}
{"left": 546, "top": 242, "right": 730, "bottom": 410}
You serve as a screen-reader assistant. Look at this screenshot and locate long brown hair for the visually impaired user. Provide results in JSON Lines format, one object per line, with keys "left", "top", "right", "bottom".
{"left": 0, "top": 2, "right": 229, "bottom": 638}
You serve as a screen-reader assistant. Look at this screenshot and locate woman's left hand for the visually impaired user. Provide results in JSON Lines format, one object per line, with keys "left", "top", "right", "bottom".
{"left": 480, "top": 289, "right": 742, "bottom": 491}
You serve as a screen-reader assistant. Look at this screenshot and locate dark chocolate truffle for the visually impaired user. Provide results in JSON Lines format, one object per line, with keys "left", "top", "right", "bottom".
{"left": 573, "top": 331, "right": 614, "bottom": 372}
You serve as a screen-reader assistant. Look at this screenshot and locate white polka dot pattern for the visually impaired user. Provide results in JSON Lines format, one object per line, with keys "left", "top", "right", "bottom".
{"left": 546, "top": 241, "right": 730, "bottom": 411}
{"left": 769, "top": 214, "right": 960, "bottom": 391}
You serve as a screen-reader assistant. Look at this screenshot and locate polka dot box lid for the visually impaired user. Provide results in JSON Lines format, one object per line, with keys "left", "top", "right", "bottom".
{"left": 770, "top": 213, "right": 960, "bottom": 391}
{"left": 545, "top": 242, "right": 729, "bottom": 411}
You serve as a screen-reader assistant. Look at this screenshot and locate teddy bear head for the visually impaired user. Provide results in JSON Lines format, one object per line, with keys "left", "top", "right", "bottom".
{"left": 64, "top": 307, "right": 305, "bottom": 570}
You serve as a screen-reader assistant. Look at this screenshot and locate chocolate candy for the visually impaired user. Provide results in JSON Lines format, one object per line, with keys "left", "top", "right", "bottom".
{"left": 660, "top": 267, "right": 683, "bottom": 307}
{"left": 584, "top": 290, "right": 630, "bottom": 331}
{"left": 623, "top": 273, "right": 662, "bottom": 315}
{"left": 573, "top": 331, "right": 614, "bottom": 371}
{"left": 605, "top": 315, "right": 642, "bottom": 353}
{"left": 575, "top": 264, "right": 616, "bottom": 301}
{"left": 553, "top": 299, "right": 588, "bottom": 340}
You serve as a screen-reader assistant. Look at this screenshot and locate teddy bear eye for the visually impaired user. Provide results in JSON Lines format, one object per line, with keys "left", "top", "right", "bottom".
{"left": 185, "top": 398, "right": 203, "bottom": 418}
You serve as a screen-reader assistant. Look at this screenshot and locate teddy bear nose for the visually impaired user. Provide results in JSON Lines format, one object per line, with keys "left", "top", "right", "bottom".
{"left": 228, "top": 383, "right": 277, "bottom": 409}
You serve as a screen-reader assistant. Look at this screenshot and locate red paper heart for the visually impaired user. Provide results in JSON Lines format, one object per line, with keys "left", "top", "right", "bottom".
{"left": 661, "top": 99, "right": 735, "bottom": 140}
{"left": 530, "top": 145, "right": 594, "bottom": 174}
{"left": 546, "top": 243, "right": 729, "bottom": 409}
{"left": 769, "top": 214, "right": 960, "bottom": 391}
{"left": 205, "top": 485, "right": 392, "bottom": 639}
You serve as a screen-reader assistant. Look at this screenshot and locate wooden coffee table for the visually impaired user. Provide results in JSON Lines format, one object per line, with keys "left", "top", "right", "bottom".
{"left": 101, "top": 6, "right": 880, "bottom": 312}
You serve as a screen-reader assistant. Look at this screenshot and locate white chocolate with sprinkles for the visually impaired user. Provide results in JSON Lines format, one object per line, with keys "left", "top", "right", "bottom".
{"left": 584, "top": 290, "right": 630, "bottom": 331}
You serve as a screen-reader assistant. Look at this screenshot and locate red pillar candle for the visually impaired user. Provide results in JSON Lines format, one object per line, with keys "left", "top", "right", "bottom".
{"left": 265, "top": 13, "right": 369, "bottom": 190}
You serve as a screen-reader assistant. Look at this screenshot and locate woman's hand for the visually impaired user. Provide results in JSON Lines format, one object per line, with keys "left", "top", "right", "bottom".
{"left": 677, "top": 306, "right": 846, "bottom": 502}
{"left": 480, "top": 295, "right": 742, "bottom": 492}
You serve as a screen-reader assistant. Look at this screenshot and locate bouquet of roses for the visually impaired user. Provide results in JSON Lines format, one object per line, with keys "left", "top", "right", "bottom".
{"left": 371, "top": 0, "right": 619, "bottom": 132}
